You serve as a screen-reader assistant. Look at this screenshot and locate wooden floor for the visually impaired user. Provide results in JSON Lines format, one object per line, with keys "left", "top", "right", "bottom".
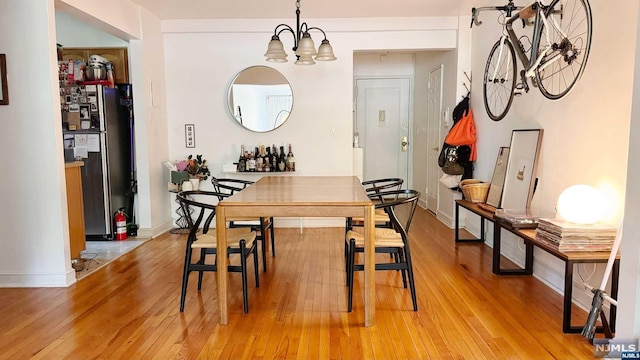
{"left": 0, "top": 208, "right": 596, "bottom": 359}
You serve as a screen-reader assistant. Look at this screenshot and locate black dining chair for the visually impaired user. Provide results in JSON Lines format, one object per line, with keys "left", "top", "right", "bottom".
{"left": 347, "top": 178, "right": 404, "bottom": 230}
{"left": 211, "top": 177, "right": 276, "bottom": 272}
{"left": 345, "top": 189, "right": 420, "bottom": 312}
{"left": 344, "top": 178, "right": 405, "bottom": 272}
{"left": 177, "top": 190, "right": 259, "bottom": 314}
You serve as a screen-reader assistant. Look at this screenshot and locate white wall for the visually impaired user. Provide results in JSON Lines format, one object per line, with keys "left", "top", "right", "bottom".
{"left": 129, "top": 7, "right": 172, "bottom": 236}
{"left": 0, "top": 0, "right": 74, "bottom": 286}
{"left": 618, "top": 2, "right": 640, "bottom": 338}
{"left": 161, "top": 18, "right": 458, "bottom": 184}
{"left": 55, "top": 11, "right": 128, "bottom": 47}
{"left": 467, "top": 0, "right": 638, "bottom": 321}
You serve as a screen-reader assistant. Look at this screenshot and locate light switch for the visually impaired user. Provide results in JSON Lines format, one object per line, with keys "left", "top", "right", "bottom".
{"left": 379, "top": 110, "right": 385, "bottom": 122}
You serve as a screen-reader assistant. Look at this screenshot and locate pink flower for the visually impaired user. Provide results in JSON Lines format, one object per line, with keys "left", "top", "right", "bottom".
{"left": 175, "top": 160, "right": 189, "bottom": 172}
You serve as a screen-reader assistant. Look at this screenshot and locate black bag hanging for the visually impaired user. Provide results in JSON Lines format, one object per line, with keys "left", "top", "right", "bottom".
{"left": 439, "top": 96, "right": 474, "bottom": 181}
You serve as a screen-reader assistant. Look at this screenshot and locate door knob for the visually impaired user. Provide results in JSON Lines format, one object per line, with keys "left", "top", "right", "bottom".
{"left": 401, "top": 136, "right": 408, "bottom": 152}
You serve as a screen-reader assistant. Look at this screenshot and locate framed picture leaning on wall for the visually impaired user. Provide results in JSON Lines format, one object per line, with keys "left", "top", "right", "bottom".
{"left": 501, "top": 129, "right": 544, "bottom": 209}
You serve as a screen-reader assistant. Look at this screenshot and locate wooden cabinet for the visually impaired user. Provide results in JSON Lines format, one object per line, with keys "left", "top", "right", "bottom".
{"left": 62, "top": 47, "right": 129, "bottom": 84}
{"left": 65, "top": 162, "right": 86, "bottom": 260}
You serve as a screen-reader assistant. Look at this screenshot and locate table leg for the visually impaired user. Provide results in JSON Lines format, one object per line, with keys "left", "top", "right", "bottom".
{"left": 455, "top": 202, "right": 486, "bottom": 243}
{"left": 609, "top": 259, "right": 620, "bottom": 332}
{"left": 492, "top": 221, "right": 501, "bottom": 274}
{"left": 364, "top": 204, "right": 375, "bottom": 327}
{"left": 565, "top": 260, "right": 619, "bottom": 333}
{"left": 492, "top": 221, "right": 530, "bottom": 275}
{"left": 455, "top": 202, "right": 461, "bottom": 242}
{"left": 216, "top": 206, "right": 228, "bottom": 325}
{"left": 563, "top": 260, "right": 574, "bottom": 333}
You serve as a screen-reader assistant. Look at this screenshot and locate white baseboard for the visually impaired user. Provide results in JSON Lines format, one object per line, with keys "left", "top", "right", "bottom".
{"left": 0, "top": 271, "right": 76, "bottom": 287}
{"left": 418, "top": 198, "right": 427, "bottom": 210}
{"left": 437, "top": 209, "right": 455, "bottom": 229}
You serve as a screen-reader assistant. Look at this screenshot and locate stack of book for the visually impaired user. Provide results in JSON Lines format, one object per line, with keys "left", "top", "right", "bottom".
{"left": 535, "top": 218, "right": 617, "bottom": 252}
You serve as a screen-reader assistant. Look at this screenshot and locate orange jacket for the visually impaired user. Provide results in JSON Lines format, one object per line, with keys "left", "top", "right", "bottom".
{"left": 444, "top": 109, "right": 476, "bottom": 161}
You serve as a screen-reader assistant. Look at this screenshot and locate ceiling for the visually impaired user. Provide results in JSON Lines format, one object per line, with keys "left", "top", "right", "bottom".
{"left": 129, "top": 0, "right": 474, "bottom": 20}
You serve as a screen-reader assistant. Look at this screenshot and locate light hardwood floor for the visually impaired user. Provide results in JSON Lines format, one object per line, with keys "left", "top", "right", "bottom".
{"left": 0, "top": 208, "right": 597, "bottom": 359}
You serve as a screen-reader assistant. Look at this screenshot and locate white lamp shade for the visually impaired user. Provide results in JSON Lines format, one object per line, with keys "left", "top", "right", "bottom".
{"left": 294, "top": 54, "right": 316, "bottom": 65}
{"left": 295, "top": 33, "right": 317, "bottom": 56}
{"left": 315, "top": 40, "right": 337, "bottom": 61}
{"left": 265, "top": 38, "right": 288, "bottom": 62}
{"left": 556, "top": 184, "right": 607, "bottom": 224}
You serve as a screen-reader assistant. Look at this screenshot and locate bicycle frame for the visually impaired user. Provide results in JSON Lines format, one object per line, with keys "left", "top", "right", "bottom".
{"left": 476, "top": 0, "right": 564, "bottom": 87}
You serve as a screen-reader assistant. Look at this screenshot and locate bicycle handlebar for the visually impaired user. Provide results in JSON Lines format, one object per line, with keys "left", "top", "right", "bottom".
{"left": 471, "top": 3, "right": 525, "bottom": 28}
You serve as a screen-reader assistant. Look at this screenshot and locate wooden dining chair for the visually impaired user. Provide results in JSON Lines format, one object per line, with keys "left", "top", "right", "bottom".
{"left": 211, "top": 177, "right": 276, "bottom": 272}
{"left": 345, "top": 189, "right": 420, "bottom": 312}
{"left": 177, "top": 190, "right": 259, "bottom": 314}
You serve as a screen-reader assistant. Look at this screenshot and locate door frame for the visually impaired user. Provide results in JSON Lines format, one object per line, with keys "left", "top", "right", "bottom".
{"left": 427, "top": 65, "right": 443, "bottom": 214}
{"left": 354, "top": 75, "right": 414, "bottom": 189}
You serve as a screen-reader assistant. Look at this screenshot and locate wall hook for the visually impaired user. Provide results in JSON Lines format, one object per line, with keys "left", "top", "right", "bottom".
{"left": 462, "top": 71, "right": 472, "bottom": 99}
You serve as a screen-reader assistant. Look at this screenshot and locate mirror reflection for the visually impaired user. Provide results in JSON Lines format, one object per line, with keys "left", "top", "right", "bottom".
{"left": 227, "top": 66, "right": 293, "bottom": 132}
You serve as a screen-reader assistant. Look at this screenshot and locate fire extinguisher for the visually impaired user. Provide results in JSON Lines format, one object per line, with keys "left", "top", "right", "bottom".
{"left": 114, "top": 209, "right": 128, "bottom": 240}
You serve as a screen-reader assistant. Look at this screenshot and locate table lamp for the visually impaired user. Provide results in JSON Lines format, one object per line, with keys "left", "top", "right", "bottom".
{"left": 556, "top": 184, "right": 606, "bottom": 224}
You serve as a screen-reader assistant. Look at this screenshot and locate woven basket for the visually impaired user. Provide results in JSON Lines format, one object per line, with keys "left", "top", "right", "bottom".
{"left": 460, "top": 179, "right": 490, "bottom": 203}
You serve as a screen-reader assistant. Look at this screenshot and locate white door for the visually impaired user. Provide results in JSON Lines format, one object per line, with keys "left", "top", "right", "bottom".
{"left": 355, "top": 78, "right": 411, "bottom": 186}
{"left": 427, "top": 66, "right": 443, "bottom": 213}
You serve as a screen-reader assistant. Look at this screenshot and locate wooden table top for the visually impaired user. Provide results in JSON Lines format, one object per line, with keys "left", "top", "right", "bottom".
{"left": 219, "top": 176, "right": 372, "bottom": 206}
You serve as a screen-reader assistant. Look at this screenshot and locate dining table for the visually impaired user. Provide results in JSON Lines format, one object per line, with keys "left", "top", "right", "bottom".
{"left": 215, "top": 175, "right": 376, "bottom": 326}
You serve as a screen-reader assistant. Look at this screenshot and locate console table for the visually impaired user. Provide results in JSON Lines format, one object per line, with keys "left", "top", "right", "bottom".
{"left": 454, "top": 199, "right": 619, "bottom": 334}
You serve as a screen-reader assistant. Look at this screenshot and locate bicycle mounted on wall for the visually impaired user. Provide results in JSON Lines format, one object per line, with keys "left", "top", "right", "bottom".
{"left": 471, "top": 0, "right": 592, "bottom": 121}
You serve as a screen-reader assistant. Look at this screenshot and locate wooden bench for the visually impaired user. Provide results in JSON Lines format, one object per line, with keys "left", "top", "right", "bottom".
{"left": 455, "top": 199, "right": 619, "bottom": 334}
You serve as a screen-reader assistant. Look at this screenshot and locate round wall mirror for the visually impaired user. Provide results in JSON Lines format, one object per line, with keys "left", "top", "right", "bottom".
{"left": 227, "top": 66, "right": 293, "bottom": 132}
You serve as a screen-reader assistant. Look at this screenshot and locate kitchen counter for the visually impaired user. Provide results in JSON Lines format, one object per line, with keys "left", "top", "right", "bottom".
{"left": 65, "top": 161, "right": 84, "bottom": 169}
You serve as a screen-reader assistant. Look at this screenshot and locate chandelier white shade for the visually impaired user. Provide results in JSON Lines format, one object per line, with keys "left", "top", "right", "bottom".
{"left": 264, "top": 0, "right": 336, "bottom": 65}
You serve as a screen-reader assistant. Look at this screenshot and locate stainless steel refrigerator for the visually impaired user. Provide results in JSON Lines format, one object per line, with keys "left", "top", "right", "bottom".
{"left": 61, "top": 84, "right": 133, "bottom": 240}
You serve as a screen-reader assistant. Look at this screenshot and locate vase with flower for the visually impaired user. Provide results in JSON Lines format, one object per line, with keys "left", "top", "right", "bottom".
{"left": 176, "top": 154, "right": 210, "bottom": 190}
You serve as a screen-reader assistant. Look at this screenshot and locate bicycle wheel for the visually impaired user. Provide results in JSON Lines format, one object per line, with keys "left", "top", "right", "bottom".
{"left": 483, "top": 38, "right": 517, "bottom": 121}
{"left": 535, "top": 0, "right": 592, "bottom": 99}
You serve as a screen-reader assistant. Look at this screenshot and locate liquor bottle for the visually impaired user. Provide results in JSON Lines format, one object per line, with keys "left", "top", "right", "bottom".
{"left": 260, "top": 145, "right": 267, "bottom": 171}
{"left": 278, "top": 146, "right": 286, "bottom": 172}
{"left": 237, "top": 145, "right": 246, "bottom": 172}
{"left": 254, "top": 146, "right": 263, "bottom": 172}
{"left": 248, "top": 148, "right": 256, "bottom": 172}
{"left": 245, "top": 151, "right": 251, "bottom": 172}
{"left": 271, "top": 144, "right": 278, "bottom": 171}
{"left": 264, "top": 147, "right": 272, "bottom": 172}
{"left": 256, "top": 147, "right": 264, "bottom": 172}
{"left": 286, "top": 143, "right": 296, "bottom": 172}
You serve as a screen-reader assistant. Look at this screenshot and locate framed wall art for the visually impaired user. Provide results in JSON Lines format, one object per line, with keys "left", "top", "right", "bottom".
{"left": 0, "top": 54, "right": 8, "bottom": 105}
{"left": 486, "top": 146, "right": 510, "bottom": 208}
{"left": 185, "top": 124, "right": 195, "bottom": 148}
{"left": 500, "top": 129, "right": 543, "bottom": 209}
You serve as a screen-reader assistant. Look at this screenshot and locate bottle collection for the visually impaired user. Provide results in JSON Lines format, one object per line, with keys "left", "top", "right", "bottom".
{"left": 237, "top": 143, "right": 295, "bottom": 172}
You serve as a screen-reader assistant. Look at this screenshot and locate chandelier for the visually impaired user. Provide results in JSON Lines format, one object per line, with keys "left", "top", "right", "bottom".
{"left": 264, "top": 0, "right": 337, "bottom": 65}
